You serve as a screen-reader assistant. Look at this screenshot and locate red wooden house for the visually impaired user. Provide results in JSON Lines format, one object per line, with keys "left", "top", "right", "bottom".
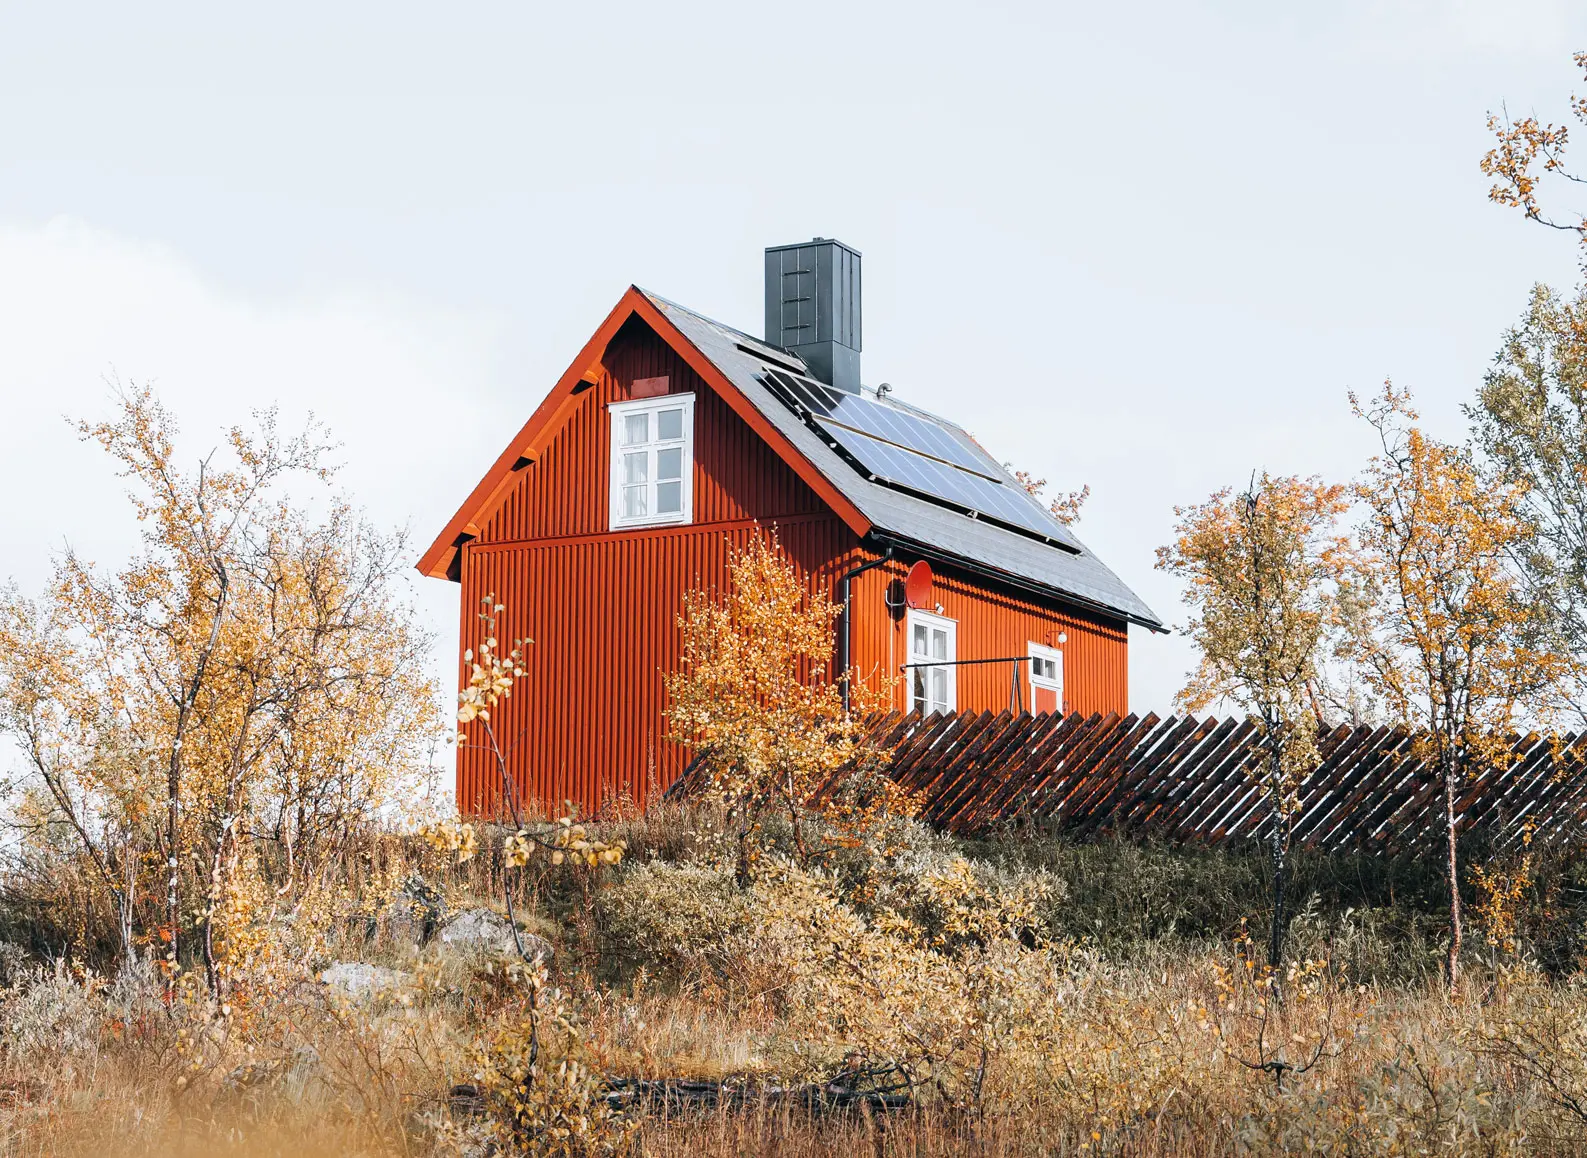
{"left": 420, "top": 239, "right": 1161, "bottom": 816}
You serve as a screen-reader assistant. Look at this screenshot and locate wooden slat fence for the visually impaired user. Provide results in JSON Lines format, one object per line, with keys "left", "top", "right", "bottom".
{"left": 667, "top": 710, "right": 1587, "bottom": 853}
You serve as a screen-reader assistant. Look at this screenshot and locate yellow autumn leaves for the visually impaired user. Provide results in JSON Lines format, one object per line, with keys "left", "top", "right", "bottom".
{"left": 1161, "top": 379, "right": 1572, "bottom": 987}
{"left": 663, "top": 531, "right": 913, "bottom": 871}
{"left": 1481, "top": 51, "right": 1587, "bottom": 249}
{"left": 455, "top": 607, "right": 526, "bottom": 732}
{"left": 0, "top": 386, "right": 441, "bottom": 998}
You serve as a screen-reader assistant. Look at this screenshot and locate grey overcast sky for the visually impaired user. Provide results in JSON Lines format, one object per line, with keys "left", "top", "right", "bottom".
{"left": 3, "top": 0, "right": 1586, "bottom": 731}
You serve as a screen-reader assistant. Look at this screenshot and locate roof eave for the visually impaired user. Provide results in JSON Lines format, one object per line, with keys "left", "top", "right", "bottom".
{"left": 415, "top": 287, "right": 651, "bottom": 579}
{"left": 866, "top": 528, "right": 1166, "bottom": 633}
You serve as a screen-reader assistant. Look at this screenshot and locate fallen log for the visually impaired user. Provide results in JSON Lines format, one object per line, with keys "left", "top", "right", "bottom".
{"left": 446, "top": 1065, "right": 913, "bottom": 1123}
{"left": 601, "top": 1071, "right": 912, "bottom": 1115}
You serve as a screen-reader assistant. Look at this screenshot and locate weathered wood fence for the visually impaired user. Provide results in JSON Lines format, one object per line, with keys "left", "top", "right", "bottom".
{"left": 672, "top": 710, "right": 1587, "bottom": 853}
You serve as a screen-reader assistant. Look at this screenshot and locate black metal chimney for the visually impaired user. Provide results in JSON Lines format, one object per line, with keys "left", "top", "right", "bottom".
{"left": 764, "top": 238, "right": 861, "bottom": 393}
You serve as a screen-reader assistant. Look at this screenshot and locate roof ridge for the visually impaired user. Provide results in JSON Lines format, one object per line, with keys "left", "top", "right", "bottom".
{"left": 639, "top": 288, "right": 791, "bottom": 360}
{"left": 645, "top": 289, "right": 984, "bottom": 440}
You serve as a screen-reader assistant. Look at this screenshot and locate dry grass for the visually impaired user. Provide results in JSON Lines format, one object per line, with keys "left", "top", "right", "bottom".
{"left": 6, "top": 813, "right": 1587, "bottom": 1156}
{"left": 12, "top": 970, "right": 1582, "bottom": 1156}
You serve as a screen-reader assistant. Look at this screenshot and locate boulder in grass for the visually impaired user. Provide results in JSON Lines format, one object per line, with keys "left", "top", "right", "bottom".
{"left": 319, "top": 961, "right": 413, "bottom": 1000}
{"left": 437, "top": 908, "right": 552, "bottom": 964}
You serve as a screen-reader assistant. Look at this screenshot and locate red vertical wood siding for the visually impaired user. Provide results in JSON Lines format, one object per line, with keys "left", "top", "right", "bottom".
{"left": 844, "top": 556, "right": 1128, "bottom": 718}
{"left": 459, "top": 321, "right": 857, "bottom": 816}
{"left": 457, "top": 515, "right": 866, "bottom": 816}
{"left": 452, "top": 317, "right": 1131, "bottom": 817}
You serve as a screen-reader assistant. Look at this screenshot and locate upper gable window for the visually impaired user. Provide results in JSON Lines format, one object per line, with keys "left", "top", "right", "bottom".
{"left": 608, "top": 393, "right": 695, "bottom": 530}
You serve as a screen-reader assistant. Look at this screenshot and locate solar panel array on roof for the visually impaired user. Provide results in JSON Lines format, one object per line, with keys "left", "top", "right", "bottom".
{"left": 646, "top": 289, "right": 1161, "bottom": 626}
{"left": 760, "top": 367, "right": 1081, "bottom": 552}
{"left": 762, "top": 369, "right": 996, "bottom": 476}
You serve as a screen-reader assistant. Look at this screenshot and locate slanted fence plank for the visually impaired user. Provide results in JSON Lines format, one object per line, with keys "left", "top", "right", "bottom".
{"left": 666, "top": 710, "right": 1587, "bottom": 852}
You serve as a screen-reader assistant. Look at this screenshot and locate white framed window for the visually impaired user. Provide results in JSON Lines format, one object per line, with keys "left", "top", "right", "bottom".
{"left": 608, "top": 393, "right": 694, "bottom": 529}
{"left": 1028, "top": 642, "right": 1064, "bottom": 714}
{"left": 906, "top": 609, "right": 957, "bottom": 716}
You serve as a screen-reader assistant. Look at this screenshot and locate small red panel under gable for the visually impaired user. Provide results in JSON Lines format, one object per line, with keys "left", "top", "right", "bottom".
{"left": 630, "top": 375, "right": 669, "bottom": 398}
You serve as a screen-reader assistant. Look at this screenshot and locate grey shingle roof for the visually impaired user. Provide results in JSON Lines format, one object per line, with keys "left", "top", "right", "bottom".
{"left": 644, "top": 289, "right": 1163, "bottom": 631}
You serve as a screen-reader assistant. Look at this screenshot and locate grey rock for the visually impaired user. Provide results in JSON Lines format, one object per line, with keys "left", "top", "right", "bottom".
{"left": 438, "top": 908, "right": 552, "bottom": 964}
{"left": 318, "top": 961, "right": 413, "bottom": 1000}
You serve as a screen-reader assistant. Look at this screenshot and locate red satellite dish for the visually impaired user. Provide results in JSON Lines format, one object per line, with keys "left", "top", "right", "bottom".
{"left": 904, "top": 560, "right": 934, "bottom": 609}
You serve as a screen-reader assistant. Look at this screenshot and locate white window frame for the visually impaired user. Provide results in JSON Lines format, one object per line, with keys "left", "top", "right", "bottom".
{"left": 906, "top": 608, "right": 958, "bottom": 716}
{"left": 607, "top": 393, "right": 695, "bottom": 530}
{"left": 1028, "top": 641, "right": 1064, "bottom": 713}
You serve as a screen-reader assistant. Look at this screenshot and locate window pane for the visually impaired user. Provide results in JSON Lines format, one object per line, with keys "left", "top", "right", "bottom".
{"left": 931, "top": 669, "right": 948, "bottom": 710}
{"left": 932, "top": 629, "right": 947, "bottom": 661}
{"left": 657, "top": 408, "right": 684, "bottom": 440}
{"left": 622, "top": 485, "right": 646, "bottom": 519}
{"left": 913, "top": 624, "right": 927, "bottom": 655}
{"left": 622, "top": 451, "right": 648, "bottom": 486}
{"left": 656, "top": 481, "right": 681, "bottom": 514}
{"left": 913, "top": 669, "right": 926, "bottom": 707}
{"left": 656, "top": 447, "right": 683, "bottom": 480}
{"left": 622, "top": 413, "right": 649, "bottom": 446}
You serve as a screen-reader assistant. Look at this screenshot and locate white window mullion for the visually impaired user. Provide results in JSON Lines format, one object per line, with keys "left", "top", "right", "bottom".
{"left": 609, "top": 394, "right": 694, "bottom": 529}
{"left": 906, "top": 608, "right": 957, "bottom": 716}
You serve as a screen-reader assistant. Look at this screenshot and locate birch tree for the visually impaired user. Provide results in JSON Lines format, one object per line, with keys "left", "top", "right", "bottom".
{"left": 1157, "top": 473, "right": 1348, "bottom": 968}
{"left": 0, "top": 386, "right": 439, "bottom": 992}
{"left": 664, "top": 531, "right": 909, "bottom": 880}
{"left": 1342, "top": 383, "right": 1565, "bottom": 991}
{"left": 1467, "top": 283, "right": 1587, "bottom": 712}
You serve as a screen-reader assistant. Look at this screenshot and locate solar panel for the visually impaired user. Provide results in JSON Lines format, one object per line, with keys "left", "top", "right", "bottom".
{"left": 833, "top": 428, "right": 1073, "bottom": 542}
{"left": 761, "top": 369, "right": 831, "bottom": 417}
{"left": 758, "top": 367, "right": 1083, "bottom": 549}
{"left": 762, "top": 369, "right": 1000, "bottom": 477}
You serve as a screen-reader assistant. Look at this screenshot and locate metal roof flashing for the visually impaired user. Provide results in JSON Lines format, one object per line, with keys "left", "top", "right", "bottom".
{"left": 641, "top": 289, "right": 1163, "bottom": 631}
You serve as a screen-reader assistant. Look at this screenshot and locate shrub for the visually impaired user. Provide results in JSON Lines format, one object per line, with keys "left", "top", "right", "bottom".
{"left": 597, "top": 861, "right": 750, "bottom": 977}
{"left": 0, "top": 961, "right": 103, "bottom": 1062}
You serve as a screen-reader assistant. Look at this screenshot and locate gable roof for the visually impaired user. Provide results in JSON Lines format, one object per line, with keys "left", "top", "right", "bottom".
{"left": 419, "top": 286, "right": 1162, "bottom": 631}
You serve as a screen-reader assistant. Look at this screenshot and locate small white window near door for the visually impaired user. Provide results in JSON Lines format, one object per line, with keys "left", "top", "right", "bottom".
{"left": 608, "top": 393, "right": 694, "bottom": 529}
{"left": 907, "top": 609, "right": 957, "bottom": 716}
{"left": 1028, "top": 642, "right": 1064, "bottom": 714}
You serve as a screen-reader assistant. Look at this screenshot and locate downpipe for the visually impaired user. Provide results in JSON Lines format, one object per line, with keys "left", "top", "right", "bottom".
{"left": 837, "top": 547, "right": 894, "bottom": 715}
